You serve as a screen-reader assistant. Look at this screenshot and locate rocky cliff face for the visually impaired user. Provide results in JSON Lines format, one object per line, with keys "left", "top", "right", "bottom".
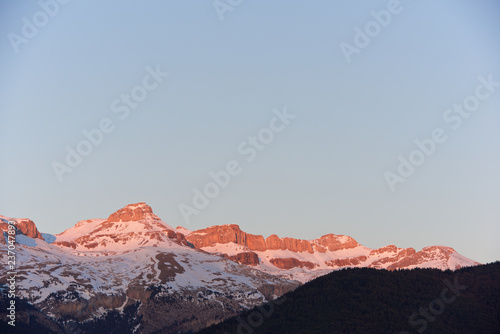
{"left": 107, "top": 202, "right": 154, "bottom": 222}
{"left": 187, "top": 224, "right": 267, "bottom": 251}
{"left": 226, "top": 251, "right": 260, "bottom": 266}
{"left": 265, "top": 234, "right": 314, "bottom": 253}
{"left": 186, "top": 224, "right": 370, "bottom": 274}
{"left": 270, "top": 258, "right": 318, "bottom": 270}
{"left": 313, "top": 234, "right": 360, "bottom": 251}
{"left": 186, "top": 224, "right": 479, "bottom": 277}
{"left": 186, "top": 225, "right": 359, "bottom": 254}
{"left": 325, "top": 256, "right": 368, "bottom": 267}
{"left": 0, "top": 216, "right": 43, "bottom": 239}
{"left": 385, "top": 246, "right": 462, "bottom": 270}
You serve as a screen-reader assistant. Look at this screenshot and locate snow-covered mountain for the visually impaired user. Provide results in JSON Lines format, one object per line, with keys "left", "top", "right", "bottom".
{"left": 0, "top": 204, "right": 299, "bottom": 333}
{"left": 0, "top": 202, "right": 480, "bottom": 333}
{"left": 186, "top": 225, "right": 479, "bottom": 283}
{"left": 186, "top": 224, "right": 479, "bottom": 283}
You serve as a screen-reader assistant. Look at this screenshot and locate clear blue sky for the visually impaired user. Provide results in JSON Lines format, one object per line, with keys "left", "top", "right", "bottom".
{"left": 1, "top": 1, "right": 499, "bottom": 264}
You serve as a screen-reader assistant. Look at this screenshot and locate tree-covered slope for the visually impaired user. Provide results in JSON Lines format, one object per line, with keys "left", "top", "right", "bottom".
{"left": 199, "top": 262, "right": 500, "bottom": 334}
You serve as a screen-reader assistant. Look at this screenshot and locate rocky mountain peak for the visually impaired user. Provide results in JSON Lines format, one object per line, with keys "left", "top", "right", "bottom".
{"left": 53, "top": 203, "right": 183, "bottom": 251}
{"left": 187, "top": 224, "right": 267, "bottom": 251}
{"left": 313, "top": 234, "right": 360, "bottom": 252}
{"left": 107, "top": 202, "right": 154, "bottom": 222}
{"left": 0, "top": 215, "right": 43, "bottom": 240}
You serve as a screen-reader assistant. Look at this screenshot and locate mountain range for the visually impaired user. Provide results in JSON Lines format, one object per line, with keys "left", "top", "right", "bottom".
{"left": 0, "top": 202, "right": 480, "bottom": 333}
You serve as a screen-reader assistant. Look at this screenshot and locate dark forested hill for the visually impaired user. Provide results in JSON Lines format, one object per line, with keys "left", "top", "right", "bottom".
{"left": 199, "top": 262, "right": 500, "bottom": 334}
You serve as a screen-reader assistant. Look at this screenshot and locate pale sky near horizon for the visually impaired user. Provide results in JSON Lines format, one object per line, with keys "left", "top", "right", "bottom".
{"left": 1, "top": 1, "right": 499, "bottom": 264}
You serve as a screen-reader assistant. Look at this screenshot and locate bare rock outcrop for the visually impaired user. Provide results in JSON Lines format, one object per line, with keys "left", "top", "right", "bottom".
{"left": 188, "top": 225, "right": 360, "bottom": 255}
{"left": 227, "top": 252, "right": 260, "bottom": 266}
{"left": 386, "top": 246, "right": 456, "bottom": 271}
{"left": 107, "top": 202, "right": 154, "bottom": 222}
{"left": 313, "top": 234, "right": 360, "bottom": 251}
{"left": 369, "top": 245, "right": 399, "bottom": 256}
{"left": 186, "top": 224, "right": 266, "bottom": 251}
{"left": 325, "top": 256, "right": 368, "bottom": 267}
{"left": 269, "top": 257, "right": 317, "bottom": 270}
{"left": 265, "top": 234, "right": 314, "bottom": 253}
{"left": 0, "top": 218, "right": 43, "bottom": 239}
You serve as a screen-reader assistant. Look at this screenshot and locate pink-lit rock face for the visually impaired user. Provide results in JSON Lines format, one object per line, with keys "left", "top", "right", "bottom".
{"left": 386, "top": 246, "right": 459, "bottom": 271}
{"left": 265, "top": 234, "right": 314, "bottom": 253}
{"left": 313, "top": 234, "right": 360, "bottom": 251}
{"left": 0, "top": 217, "right": 43, "bottom": 239}
{"left": 369, "top": 247, "right": 417, "bottom": 268}
{"left": 325, "top": 256, "right": 368, "bottom": 267}
{"left": 107, "top": 202, "right": 154, "bottom": 222}
{"left": 186, "top": 224, "right": 266, "bottom": 251}
{"left": 369, "top": 245, "right": 399, "bottom": 256}
{"left": 227, "top": 252, "right": 260, "bottom": 266}
{"left": 187, "top": 225, "right": 360, "bottom": 255}
{"left": 269, "top": 257, "right": 317, "bottom": 270}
